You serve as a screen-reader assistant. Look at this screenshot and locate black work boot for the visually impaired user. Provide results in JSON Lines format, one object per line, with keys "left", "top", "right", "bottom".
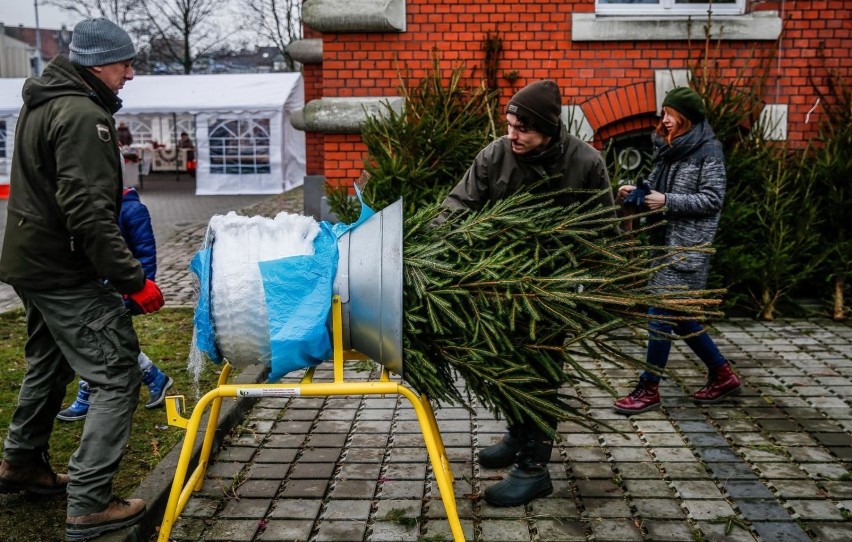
{"left": 483, "top": 428, "right": 554, "bottom": 507}
{"left": 478, "top": 425, "right": 523, "bottom": 468}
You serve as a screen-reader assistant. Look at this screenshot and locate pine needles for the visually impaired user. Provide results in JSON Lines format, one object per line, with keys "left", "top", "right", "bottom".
{"left": 401, "top": 186, "right": 724, "bottom": 432}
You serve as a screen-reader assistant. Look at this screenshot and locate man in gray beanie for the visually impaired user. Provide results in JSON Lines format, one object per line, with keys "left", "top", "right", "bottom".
{"left": 440, "top": 80, "right": 616, "bottom": 507}
{"left": 0, "top": 17, "right": 163, "bottom": 541}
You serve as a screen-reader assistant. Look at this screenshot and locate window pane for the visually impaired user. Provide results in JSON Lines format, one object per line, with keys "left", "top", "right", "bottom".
{"left": 596, "top": 0, "right": 743, "bottom": 13}
{"left": 208, "top": 117, "right": 272, "bottom": 175}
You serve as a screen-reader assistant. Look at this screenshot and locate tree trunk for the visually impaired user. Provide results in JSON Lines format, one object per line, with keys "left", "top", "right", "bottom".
{"left": 833, "top": 276, "right": 846, "bottom": 321}
{"left": 760, "top": 288, "right": 776, "bottom": 321}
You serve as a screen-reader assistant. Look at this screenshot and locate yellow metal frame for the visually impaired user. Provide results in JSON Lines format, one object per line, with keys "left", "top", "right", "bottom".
{"left": 157, "top": 296, "right": 465, "bottom": 541}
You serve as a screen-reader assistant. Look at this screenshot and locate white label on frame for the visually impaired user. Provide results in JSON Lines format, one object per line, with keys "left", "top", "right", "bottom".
{"left": 236, "top": 388, "right": 301, "bottom": 397}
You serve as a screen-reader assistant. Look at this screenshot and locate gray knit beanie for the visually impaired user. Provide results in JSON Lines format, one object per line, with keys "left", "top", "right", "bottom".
{"left": 69, "top": 18, "right": 136, "bottom": 67}
{"left": 506, "top": 80, "right": 562, "bottom": 137}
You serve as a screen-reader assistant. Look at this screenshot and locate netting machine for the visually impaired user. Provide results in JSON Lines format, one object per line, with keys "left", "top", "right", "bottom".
{"left": 157, "top": 200, "right": 465, "bottom": 541}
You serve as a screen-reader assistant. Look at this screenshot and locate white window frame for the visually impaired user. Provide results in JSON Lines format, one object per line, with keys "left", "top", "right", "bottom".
{"left": 596, "top": 0, "right": 746, "bottom": 17}
{"left": 114, "top": 115, "right": 195, "bottom": 148}
{"left": 208, "top": 117, "right": 272, "bottom": 175}
{"left": 116, "top": 117, "right": 154, "bottom": 146}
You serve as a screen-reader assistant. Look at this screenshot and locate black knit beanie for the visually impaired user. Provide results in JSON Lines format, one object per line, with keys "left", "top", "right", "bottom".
{"left": 662, "top": 87, "right": 706, "bottom": 123}
{"left": 506, "top": 80, "right": 562, "bottom": 137}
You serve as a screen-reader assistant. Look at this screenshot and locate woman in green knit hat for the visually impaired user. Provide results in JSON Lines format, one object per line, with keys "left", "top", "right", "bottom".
{"left": 612, "top": 86, "right": 741, "bottom": 414}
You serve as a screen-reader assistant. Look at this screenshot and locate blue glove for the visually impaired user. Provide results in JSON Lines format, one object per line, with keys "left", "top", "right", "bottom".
{"left": 623, "top": 181, "right": 651, "bottom": 209}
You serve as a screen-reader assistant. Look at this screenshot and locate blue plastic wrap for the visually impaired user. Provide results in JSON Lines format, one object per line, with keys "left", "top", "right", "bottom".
{"left": 260, "top": 222, "right": 337, "bottom": 381}
{"left": 262, "top": 189, "right": 375, "bottom": 381}
{"left": 189, "top": 185, "right": 376, "bottom": 379}
{"left": 189, "top": 247, "right": 222, "bottom": 364}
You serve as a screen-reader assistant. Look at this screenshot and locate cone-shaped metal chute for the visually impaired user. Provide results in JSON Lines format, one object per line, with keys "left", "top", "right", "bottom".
{"left": 333, "top": 199, "right": 403, "bottom": 376}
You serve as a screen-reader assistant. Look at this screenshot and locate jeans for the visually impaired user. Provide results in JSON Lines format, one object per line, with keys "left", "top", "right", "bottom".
{"left": 641, "top": 307, "right": 726, "bottom": 383}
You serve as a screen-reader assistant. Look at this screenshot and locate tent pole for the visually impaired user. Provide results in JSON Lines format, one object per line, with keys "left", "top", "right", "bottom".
{"left": 173, "top": 112, "right": 179, "bottom": 182}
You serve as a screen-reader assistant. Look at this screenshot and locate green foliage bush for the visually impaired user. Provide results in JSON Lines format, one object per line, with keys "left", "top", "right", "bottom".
{"left": 326, "top": 58, "right": 500, "bottom": 220}
{"left": 694, "top": 54, "right": 848, "bottom": 319}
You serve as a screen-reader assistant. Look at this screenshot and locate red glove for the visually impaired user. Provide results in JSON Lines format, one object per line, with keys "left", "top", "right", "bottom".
{"left": 127, "top": 279, "right": 164, "bottom": 314}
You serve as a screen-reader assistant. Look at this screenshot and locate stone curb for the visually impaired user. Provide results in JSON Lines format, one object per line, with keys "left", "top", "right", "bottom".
{"left": 100, "top": 362, "right": 271, "bottom": 542}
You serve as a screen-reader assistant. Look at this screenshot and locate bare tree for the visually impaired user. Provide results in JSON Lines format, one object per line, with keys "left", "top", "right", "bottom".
{"left": 142, "top": 0, "right": 233, "bottom": 74}
{"left": 240, "top": 0, "right": 302, "bottom": 71}
{"left": 42, "top": 0, "right": 144, "bottom": 26}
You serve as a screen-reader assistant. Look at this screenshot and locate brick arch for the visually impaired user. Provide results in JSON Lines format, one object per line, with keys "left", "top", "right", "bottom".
{"left": 596, "top": 114, "right": 659, "bottom": 144}
{"left": 576, "top": 81, "right": 660, "bottom": 145}
{"left": 579, "top": 81, "right": 657, "bottom": 131}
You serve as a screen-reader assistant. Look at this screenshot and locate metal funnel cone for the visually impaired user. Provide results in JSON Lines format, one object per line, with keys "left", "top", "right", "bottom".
{"left": 334, "top": 198, "right": 403, "bottom": 376}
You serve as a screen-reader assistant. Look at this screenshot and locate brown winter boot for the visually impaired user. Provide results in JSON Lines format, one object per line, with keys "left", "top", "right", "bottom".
{"left": 0, "top": 453, "right": 69, "bottom": 496}
{"left": 66, "top": 496, "right": 146, "bottom": 541}
{"left": 613, "top": 379, "right": 661, "bottom": 414}
{"left": 692, "top": 363, "right": 741, "bottom": 403}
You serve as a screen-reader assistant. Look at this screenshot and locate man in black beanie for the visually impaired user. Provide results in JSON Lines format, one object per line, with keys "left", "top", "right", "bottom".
{"left": 0, "top": 17, "right": 164, "bottom": 540}
{"left": 440, "top": 80, "right": 615, "bottom": 507}
{"left": 443, "top": 80, "right": 613, "bottom": 212}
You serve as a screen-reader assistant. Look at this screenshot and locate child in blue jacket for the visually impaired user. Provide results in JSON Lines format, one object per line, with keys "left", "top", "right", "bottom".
{"left": 58, "top": 188, "right": 174, "bottom": 421}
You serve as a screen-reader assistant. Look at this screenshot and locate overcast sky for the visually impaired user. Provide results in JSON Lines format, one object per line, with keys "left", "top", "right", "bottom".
{"left": 0, "top": 2, "right": 253, "bottom": 48}
{"left": 0, "top": 2, "right": 77, "bottom": 30}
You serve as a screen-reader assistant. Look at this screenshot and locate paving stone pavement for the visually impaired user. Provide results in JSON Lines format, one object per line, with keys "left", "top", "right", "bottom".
{"left": 164, "top": 303, "right": 852, "bottom": 538}
{"left": 3, "top": 178, "right": 851, "bottom": 541}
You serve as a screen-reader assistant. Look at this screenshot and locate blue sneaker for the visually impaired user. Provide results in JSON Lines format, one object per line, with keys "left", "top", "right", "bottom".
{"left": 142, "top": 364, "right": 174, "bottom": 409}
{"left": 57, "top": 381, "right": 91, "bottom": 422}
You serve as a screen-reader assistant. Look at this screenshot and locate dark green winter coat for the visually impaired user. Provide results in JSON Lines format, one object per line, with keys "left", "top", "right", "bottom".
{"left": 442, "top": 123, "right": 615, "bottom": 212}
{"left": 0, "top": 55, "right": 144, "bottom": 293}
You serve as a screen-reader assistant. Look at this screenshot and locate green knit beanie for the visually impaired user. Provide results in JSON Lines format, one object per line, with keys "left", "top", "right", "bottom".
{"left": 662, "top": 87, "right": 706, "bottom": 123}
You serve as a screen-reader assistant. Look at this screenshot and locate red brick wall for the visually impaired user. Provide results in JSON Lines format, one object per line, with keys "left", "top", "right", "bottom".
{"left": 323, "top": 134, "right": 369, "bottom": 181}
{"left": 308, "top": 0, "right": 851, "bottom": 187}
{"left": 302, "top": 28, "right": 325, "bottom": 175}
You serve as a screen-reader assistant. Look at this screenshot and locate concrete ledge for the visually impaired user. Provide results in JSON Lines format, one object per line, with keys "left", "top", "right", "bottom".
{"left": 104, "top": 362, "right": 271, "bottom": 542}
{"left": 572, "top": 11, "right": 782, "bottom": 41}
{"left": 287, "top": 39, "right": 322, "bottom": 65}
{"left": 303, "top": 0, "right": 406, "bottom": 33}
{"left": 290, "top": 96, "right": 404, "bottom": 134}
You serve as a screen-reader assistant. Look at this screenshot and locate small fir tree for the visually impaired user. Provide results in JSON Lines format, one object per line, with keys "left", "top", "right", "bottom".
{"left": 326, "top": 58, "right": 500, "bottom": 221}
{"left": 808, "top": 70, "right": 852, "bottom": 320}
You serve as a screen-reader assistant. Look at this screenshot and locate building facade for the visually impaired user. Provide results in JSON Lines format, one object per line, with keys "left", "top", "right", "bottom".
{"left": 289, "top": 0, "right": 850, "bottom": 194}
{"left": 0, "top": 27, "right": 36, "bottom": 78}
{"left": 0, "top": 23, "right": 72, "bottom": 76}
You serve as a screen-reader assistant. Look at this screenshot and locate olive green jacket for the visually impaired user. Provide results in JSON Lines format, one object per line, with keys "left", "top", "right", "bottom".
{"left": 0, "top": 55, "right": 144, "bottom": 293}
{"left": 443, "top": 124, "right": 615, "bottom": 212}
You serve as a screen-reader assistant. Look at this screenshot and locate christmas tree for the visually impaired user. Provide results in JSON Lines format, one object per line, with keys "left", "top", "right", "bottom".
{"left": 400, "top": 185, "right": 723, "bottom": 432}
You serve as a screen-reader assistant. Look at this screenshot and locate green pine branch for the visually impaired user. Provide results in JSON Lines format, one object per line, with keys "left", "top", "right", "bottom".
{"left": 400, "top": 186, "right": 724, "bottom": 433}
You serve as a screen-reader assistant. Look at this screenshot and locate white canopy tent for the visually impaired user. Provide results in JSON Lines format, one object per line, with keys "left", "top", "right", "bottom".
{"left": 0, "top": 72, "right": 306, "bottom": 195}
{"left": 0, "top": 79, "right": 21, "bottom": 193}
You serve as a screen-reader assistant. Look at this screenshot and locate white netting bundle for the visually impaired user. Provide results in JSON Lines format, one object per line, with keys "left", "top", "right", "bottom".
{"left": 206, "top": 211, "right": 321, "bottom": 367}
